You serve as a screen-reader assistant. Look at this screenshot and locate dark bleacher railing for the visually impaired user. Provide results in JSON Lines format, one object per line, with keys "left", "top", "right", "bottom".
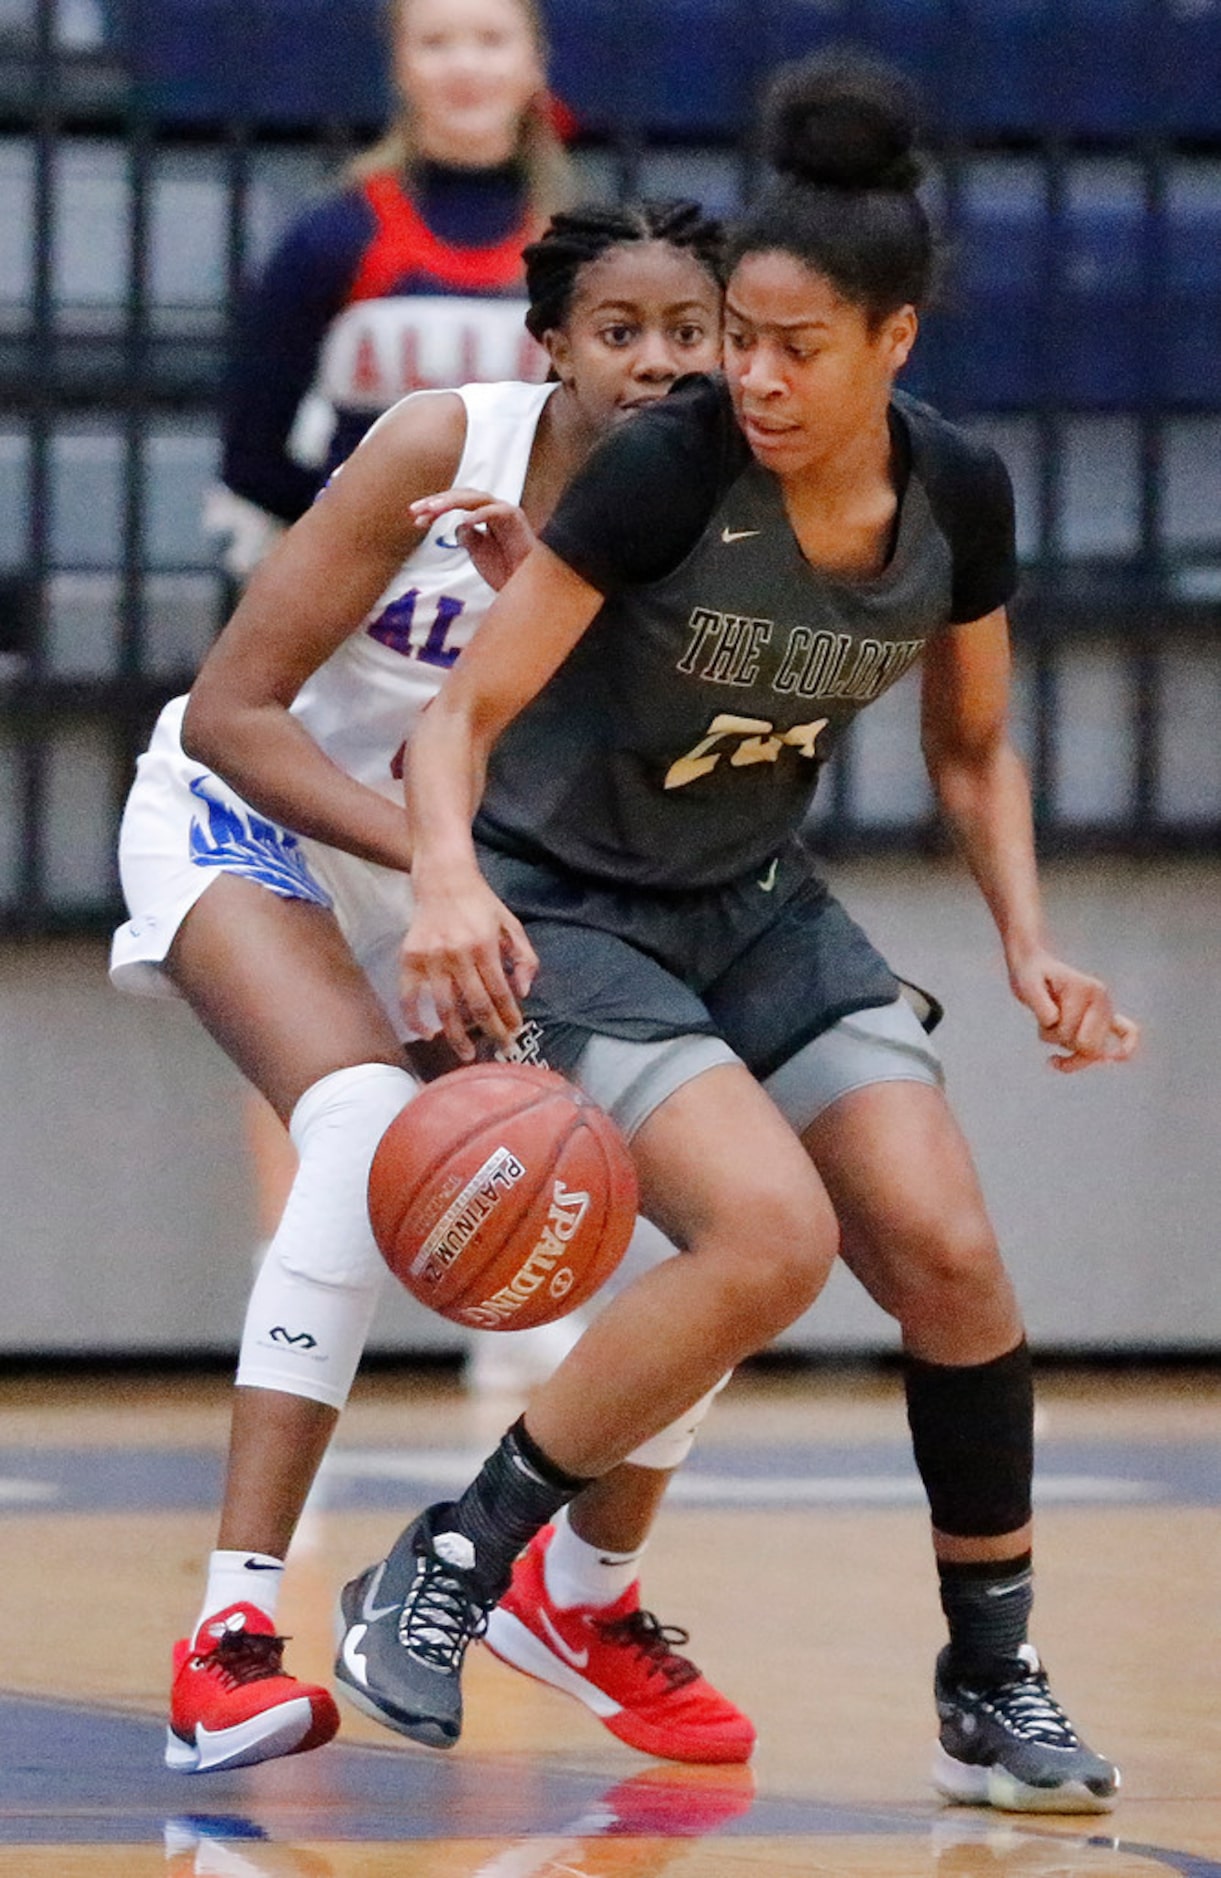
{"left": 1, "top": 0, "right": 1219, "bottom": 931}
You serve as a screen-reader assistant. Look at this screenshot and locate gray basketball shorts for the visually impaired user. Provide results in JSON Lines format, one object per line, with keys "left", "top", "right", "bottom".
{"left": 478, "top": 844, "right": 943, "bottom": 1139}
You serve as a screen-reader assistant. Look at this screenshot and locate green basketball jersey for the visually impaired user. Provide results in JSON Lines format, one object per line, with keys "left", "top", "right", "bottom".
{"left": 476, "top": 375, "right": 1016, "bottom": 890}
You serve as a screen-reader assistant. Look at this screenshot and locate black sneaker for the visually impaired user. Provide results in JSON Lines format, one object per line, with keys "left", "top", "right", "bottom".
{"left": 333, "top": 1505, "right": 494, "bottom": 1750}
{"left": 933, "top": 1644, "right": 1120, "bottom": 1813}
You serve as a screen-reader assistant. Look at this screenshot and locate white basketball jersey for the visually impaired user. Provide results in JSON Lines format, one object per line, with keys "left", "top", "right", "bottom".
{"left": 291, "top": 377, "right": 557, "bottom": 801}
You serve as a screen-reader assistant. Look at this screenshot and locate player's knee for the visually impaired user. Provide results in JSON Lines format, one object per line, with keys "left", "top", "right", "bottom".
{"left": 711, "top": 1184, "right": 837, "bottom": 1329}
{"left": 891, "top": 1204, "right": 1002, "bottom": 1315}
{"left": 759, "top": 1246, "right": 832, "bottom": 1331}
{"left": 276, "top": 1061, "right": 418, "bottom": 1289}
{"left": 288, "top": 1060, "right": 418, "bottom": 1157}
{"left": 234, "top": 1062, "right": 418, "bottom": 1409}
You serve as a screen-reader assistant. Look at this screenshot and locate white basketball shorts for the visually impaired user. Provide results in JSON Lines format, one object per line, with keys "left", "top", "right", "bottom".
{"left": 109, "top": 695, "right": 417, "bottom": 1038}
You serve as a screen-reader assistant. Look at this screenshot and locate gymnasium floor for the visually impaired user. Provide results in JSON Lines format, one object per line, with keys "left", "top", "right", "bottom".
{"left": 2, "top": 1362, "right": 1219, "bottom": 1877}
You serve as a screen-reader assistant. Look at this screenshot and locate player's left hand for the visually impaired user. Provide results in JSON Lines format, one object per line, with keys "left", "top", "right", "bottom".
{"left": 1008, "top": 950, "right": 1140, "bottom": 1074}
{"left": 410, "top": 487, "right": 536, "bottom": 591}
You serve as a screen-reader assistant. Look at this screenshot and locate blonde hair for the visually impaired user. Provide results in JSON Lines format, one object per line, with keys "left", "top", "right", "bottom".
{"left": 346, "top": 0, "right": 576, "bottom": 224}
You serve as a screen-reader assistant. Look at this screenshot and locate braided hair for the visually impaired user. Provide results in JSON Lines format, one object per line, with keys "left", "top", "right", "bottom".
{"left": 523, "top": 200, "right": 727, "bottom": 341}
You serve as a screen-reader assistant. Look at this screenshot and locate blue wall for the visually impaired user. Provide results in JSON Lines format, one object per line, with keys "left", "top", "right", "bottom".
{"left": 114, "top": 0, "right": 1221, "bottom": 419}
{"left": 121, "top": 0, "right": 1221, "bottom": 141}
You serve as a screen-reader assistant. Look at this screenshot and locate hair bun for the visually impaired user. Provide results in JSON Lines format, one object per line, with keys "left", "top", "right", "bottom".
{"left": 762, "top": 51, "right": 923, "bottom": 193}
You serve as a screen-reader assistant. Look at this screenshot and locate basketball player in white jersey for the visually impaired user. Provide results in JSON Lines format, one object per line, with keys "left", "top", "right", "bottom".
{"left": 111, "top": 202, "right": 752, "bottom": 1774}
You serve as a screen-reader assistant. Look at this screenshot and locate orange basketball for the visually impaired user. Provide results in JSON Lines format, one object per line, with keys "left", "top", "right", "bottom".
{"left": 368, "top": 1061, "right": 638, "bottom": 1332}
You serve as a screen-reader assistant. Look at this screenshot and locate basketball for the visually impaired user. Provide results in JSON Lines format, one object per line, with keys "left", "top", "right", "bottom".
{"left": 368, "top": 1061, "right": 638, "bottom": 1332}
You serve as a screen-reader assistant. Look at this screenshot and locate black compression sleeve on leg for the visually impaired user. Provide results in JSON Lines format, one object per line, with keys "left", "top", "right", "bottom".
{"left": 447, "top": 1416, "right": 594, "bottom": 1599}
{"left": 904, "top": 1339, "right": 1034, "bottom": 1538}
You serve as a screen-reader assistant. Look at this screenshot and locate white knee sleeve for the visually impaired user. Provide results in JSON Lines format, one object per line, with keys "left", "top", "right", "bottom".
{"left": 626, "top": 1370, "right": 732, "bottom": 1470}
{"left": 236, "top": 1062, "right": 418, "bottom": 1410}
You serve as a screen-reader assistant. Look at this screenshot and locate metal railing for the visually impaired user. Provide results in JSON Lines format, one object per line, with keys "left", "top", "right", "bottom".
{"left": 1, "top": 0, "right": 1218, "bottom": 931}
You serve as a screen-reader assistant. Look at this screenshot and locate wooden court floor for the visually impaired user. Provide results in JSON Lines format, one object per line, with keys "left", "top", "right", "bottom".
{"left": 1, "top": 1362, "right": 1218, "bottom": 1876}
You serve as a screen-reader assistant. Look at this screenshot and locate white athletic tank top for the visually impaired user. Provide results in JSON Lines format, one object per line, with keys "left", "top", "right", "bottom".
{"left": 291, "top": 377, "right": 556, "bottom": 800}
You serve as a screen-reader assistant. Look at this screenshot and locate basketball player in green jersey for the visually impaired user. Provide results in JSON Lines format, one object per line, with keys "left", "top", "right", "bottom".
{"left": 339, "top": 53, "right": 1138, "bottom": 1813}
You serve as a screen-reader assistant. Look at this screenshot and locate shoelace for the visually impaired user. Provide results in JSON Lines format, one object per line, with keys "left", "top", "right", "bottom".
{"left": 980, "top": 1666, "right": 1082, "bottom": 1747}
{"left": 399, "top": 1552, "right": 489, "bottom": 1670}
{"left": 192, "top": 1630, "right": 286, "bottom": 1688}
{"left": 596, "top": 1609, "right": 701, "bottom": 1690}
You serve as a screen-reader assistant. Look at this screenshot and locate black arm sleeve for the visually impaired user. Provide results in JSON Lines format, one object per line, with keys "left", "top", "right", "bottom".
{"left": 540, "top": 375, "right": 746, "bottom": 592}
{"left": 898, "top": 396, "right": 1019, "bottom": 624}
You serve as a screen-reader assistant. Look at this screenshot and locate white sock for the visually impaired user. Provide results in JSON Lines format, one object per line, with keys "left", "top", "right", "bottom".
{"left": 543, "top": 1504, "right": 645, "bottom": 1610}
{"left": 195, "top": 1549, "right": 284, "bottom": 1644}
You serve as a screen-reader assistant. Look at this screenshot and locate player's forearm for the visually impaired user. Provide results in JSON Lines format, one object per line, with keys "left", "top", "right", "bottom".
{"left": 402, "top": 695, "right": 490, "bottom": 889}
{"left": 181, "top": 698, "right": 413, "bottom": 871}
{"left": 928, "top": 736, "right": 1048, "bottom": 971}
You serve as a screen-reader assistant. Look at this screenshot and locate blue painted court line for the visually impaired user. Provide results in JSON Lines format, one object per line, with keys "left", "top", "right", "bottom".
{"left": 2, "top": 1697, "right": 1217, "bottom": 1870}
{"left": 4, "top": 1439, "right": 1221, "bottom": 1515}
{"left": 0, "top": 1691, "right": 933, "bottom": 1844}
{"left": 3, "top": 1694, "right": 1219, "bottom": 1875}
{"left": 1087, "top": 1842, "right": 1221, "bottom": 1878}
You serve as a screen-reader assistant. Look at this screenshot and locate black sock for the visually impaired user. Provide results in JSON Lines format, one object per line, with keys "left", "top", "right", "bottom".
{"left": 938, "top": 1552, "right": 1034, "bottom": 1681}
{"left": 424, "top": 1417, "right": 592, "bottom": 1602}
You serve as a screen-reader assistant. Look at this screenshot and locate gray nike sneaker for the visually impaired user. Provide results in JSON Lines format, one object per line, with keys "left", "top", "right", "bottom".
{"left": 333, "top": 1505, "right": 495, "bottom": 1749}
{"left": 933, "top": 1643, "right": 1120, "bottom": 1813}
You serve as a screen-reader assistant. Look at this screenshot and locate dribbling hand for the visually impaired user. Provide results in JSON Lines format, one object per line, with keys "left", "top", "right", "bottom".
{"left": 399, "top": 871, "right": 538, "bottom": 1061}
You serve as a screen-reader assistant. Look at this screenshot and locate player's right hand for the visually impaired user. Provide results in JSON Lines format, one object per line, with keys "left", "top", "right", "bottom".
{"left": 400, "top": 871, "right": 538, "bottom": 1060}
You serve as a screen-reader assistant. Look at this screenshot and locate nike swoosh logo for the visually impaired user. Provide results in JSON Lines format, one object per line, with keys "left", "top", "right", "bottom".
{"left": 538, "top": 1607, "right": 589, "bottom": 1670}
{"left": 341, "top": 1624, "right": 370, "bottom": 1686}
{"left": 435, "top": 535, "right": 461, "bottom": 550}
{"left": 243, "top": 1558, "right": 283, "bottom": 1572}
{"left": 721, "top": 526, "right": 760, "bottom": 543}
{"left": 361, "top": 1560, "right": 400, "bottom": 1623}
{"left": 757, "top": 858, "right": 779, "bottom": 892}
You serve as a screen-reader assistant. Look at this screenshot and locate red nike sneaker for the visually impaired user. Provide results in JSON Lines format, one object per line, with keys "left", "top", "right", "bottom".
{"left": 483, "top": 1528, "right": 755, "bottom": 1765}
{"left": 166, "top": 1602, "right": 340, "bottom": 1773}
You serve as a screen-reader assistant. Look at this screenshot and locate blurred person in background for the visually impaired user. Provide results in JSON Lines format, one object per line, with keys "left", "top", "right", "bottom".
{"left": 208, "top": 0, "right": 576, "bottom": 578}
